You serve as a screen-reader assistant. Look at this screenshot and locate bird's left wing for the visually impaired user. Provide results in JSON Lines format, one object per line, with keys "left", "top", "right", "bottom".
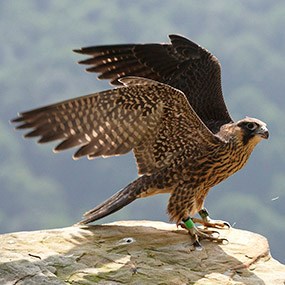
{"left": 74, "top": 34, "right": 233, "bottom": 132}
{"left": 12, "top": 77, "right": 221, "bottom": 174}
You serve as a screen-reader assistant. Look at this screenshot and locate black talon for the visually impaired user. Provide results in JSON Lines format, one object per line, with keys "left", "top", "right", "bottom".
{"left": 178, "top": 222, "right": 186, "bottom": 229}
{"left": 192, "top": 239, "right": 203, "bottom": 251}
{"left": 210, "top": 230, "right": 220, "bottom": 238}
{"left": 223, "top": 221, "right": 231, "bottom": 228}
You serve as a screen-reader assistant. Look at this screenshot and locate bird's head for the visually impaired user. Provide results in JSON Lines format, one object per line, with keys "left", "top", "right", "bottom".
{"left": 236, "top": 117, "right": 269, "bottom": 145}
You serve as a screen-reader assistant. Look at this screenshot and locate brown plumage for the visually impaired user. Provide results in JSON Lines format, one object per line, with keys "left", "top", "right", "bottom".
{"left": 12, "top": 35, "right": 269, "bottom": 247}
{"left": 74, "top": 34, "right": 231, "bottom": 133}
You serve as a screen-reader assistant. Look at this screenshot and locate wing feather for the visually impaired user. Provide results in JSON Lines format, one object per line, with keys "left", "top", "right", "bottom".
{"left": 74, "top": 34, "right": 233, "bottom": 132}
{"left": 12, "top": 77, "right": 221, "bottom": 174}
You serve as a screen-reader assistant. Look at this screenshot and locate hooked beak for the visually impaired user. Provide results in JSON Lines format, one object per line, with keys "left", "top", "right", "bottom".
{"left": 256, "top": 126, "right": 269, "bottom": 139}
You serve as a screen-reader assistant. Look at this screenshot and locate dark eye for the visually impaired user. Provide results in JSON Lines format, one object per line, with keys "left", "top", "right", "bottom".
{"left": 246, "top": 122, "right": 256, "bottom": 130}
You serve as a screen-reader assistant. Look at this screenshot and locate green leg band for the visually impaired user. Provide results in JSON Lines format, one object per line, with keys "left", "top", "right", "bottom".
{"left": 183, "top": 217, "right": 195, "bottom": 229}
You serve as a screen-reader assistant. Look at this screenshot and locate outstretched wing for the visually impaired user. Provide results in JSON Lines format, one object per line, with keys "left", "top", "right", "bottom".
{"left": 12, "top": 77, "right": 221, "bottom": 175}
{"left": 74, "top": 34, "right": 233, "bottom": 132}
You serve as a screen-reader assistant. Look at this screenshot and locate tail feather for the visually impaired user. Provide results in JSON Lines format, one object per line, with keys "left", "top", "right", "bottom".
{"left": 78, "top": 182, "right": 138, "bottom": 225}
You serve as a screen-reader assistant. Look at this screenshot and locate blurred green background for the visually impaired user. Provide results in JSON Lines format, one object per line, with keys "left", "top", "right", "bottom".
{"left": 1, "top": 1, "right": 284, "bottom": 263}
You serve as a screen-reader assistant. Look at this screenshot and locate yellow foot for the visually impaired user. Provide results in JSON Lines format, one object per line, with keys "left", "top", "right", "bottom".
{"left": 197, "top": 208, "right": 231, "bottom": 229}
{"left": 178, "top": 221, "right": 228, "bottom": 250}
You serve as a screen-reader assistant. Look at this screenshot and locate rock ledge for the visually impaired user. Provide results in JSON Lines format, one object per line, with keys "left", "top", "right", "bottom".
{"left": 0, "top": 220, "right": 284, "bottom": 284}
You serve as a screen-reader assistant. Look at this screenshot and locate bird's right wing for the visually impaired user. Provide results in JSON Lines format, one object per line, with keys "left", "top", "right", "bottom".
{"left": 12, "top": 77, "right": 221, "bottom": 175}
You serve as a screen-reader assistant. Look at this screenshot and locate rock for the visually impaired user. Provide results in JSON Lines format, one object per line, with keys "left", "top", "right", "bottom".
{"left": 0, "top": 220, "right": 284, "bottom": 285}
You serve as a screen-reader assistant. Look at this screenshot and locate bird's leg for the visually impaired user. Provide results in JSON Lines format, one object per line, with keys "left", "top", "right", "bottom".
{"left": 193, "top": 208, "right": 231, "bottom": 229}
{"left": 181, "top": 216, "right": 227, "bottom": 250}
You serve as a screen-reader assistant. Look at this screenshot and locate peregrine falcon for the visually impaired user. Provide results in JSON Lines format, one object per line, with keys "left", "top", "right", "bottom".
{"left": 12, "top": 35, "right": 269, "bottom": 248}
